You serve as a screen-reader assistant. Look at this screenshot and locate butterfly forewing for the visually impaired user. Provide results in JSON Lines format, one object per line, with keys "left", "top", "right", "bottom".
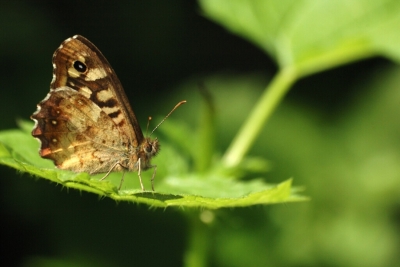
{"left": 51, "top": 35, "right": 144, "bottom": 146}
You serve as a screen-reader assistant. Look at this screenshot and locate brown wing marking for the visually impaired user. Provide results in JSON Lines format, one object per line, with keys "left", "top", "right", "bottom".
{"left": 51, "top": 35, "right": 144, "bottom": 147}
{"left": 31, "top": 87, "right": 134, "bottom": 173}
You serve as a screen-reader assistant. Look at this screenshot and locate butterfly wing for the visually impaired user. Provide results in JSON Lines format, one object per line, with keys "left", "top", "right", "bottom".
{"left": 51, "top": 35, "right": 144, "bottom": 145}
{"left": 31, "top": 35, "right": 143, "bottom": 173}
{"left": 32, "top": 86, "right": 132, "bottom": 173}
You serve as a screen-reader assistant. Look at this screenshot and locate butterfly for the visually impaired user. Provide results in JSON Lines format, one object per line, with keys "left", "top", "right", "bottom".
{"left": 31, "top": 35, "right": 185, "bottom": 191}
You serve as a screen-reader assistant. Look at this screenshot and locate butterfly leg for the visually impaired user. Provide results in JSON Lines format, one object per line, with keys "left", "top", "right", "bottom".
{"left": 100, "top": 161, "right": 120, "bottom": 181}
{"left": 100, "top": 161, "right": 128, "bottom": 190}
{"left": 118, "top": 171, "right": 126, "bottom": 190}
{"left": 137, "top": 158, "right": 145, "bottom": 191}
{"left": 150, "top": 165, "right": 157, "bottom": 191}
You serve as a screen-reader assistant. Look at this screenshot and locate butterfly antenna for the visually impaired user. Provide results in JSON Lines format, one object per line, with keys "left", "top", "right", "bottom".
{"left": 150, "top": 100, "right": 187, "bottom": 135}
{"left": 145, "top": 116, "right": 152, "bottom": 137}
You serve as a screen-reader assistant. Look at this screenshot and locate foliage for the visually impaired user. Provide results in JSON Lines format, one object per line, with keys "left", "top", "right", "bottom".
{"left": 2, "top": 0, "right": 400, "bottom": 266}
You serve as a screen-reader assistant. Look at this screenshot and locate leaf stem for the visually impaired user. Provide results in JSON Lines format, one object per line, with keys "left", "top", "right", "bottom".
{"left": 183, "top": 212, "right": 212, "bottom": 267}
{"left": 222, "top": 39, "right": 376, "bottom": 168}
{"left": 222, "top": 67, "right": 298, "bottom": 167}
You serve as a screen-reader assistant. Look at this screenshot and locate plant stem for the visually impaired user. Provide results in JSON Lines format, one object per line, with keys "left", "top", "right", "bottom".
{"left": 222, "top": 67, "right": 297, "bottom": 167}
{"left": 183, "top": 212, "right": 211, "bottom": 267}
{"left": 222, "top": 39, "right": 376, "bottom": 168}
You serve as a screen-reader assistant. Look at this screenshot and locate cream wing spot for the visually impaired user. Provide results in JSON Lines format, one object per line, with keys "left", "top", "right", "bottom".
{"left": 61, "top": 157, "right": 81, "bottom": 168}
{"left": 79, "top": 86, "right": 92, "bottom": 98}
{"left": 102, "top": 106, "right": 124, "bottom": 124}
{"left": 41, "top": 92, "right": 52, "bottom": 102}
{"left": 96, "top": 89, "right": 114, "bottom": 102}
{"left": 77, "top": 55, "right": 86, "bottom": 63}
{"left": 34, "top": 104, "right": 41, "bottom": 114}
{"left": 102, "top": 106, "right": 119, "bottom": 114}
{"left": 85, "top": 68, "right": 107, "bottom": 81}
{"left": 112, "top": 114, "right": 124, "bottom": 125}
{"left": 68, "top": 67, "right": 81, "bottom": 78}
{"left": 51, "top": 63, "right": 57, "bottom": 85}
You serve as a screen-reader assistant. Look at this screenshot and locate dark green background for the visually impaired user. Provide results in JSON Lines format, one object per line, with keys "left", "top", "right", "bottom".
{"left": 0, "top": 1, "right": 395, "bottom": 267}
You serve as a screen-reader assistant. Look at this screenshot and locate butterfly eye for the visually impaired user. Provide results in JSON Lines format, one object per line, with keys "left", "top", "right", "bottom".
{"left": 144, "top": 144, "right": 153, "bottom": 153}
{"left": 73, "top": 60, "right": 87, "bottom": 73}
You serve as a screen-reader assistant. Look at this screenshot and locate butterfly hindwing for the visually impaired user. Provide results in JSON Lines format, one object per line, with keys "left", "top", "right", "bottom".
{"left": 32, "top": 86, "right": 129, "bottom": 173}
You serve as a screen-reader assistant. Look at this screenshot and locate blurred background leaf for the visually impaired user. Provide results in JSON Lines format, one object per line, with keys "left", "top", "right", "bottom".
{"left": 200, "top": 0, "right": 400, "bottom": 69}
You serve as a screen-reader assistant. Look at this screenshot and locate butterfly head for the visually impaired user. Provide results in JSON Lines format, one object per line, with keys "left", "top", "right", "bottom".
{"left": 143, "top": 137, "right": 160, "bottom": 158}
{"left": 134, "top": 137, "right": 160, "bottom": 171}
{"left": 136, "top": 100, "right": 185, "bottom": 168}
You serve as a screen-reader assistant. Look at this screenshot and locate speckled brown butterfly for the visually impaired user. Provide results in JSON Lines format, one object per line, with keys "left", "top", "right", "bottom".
{"left": 31, "top": 35, "right": 185, "bottom": 191}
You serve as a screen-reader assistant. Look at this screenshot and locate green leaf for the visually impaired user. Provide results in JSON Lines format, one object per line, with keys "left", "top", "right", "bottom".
{"left": 199, "top": 0, "right": 400, "bottom": 168}
{"left": 0, "top": 122, "right": 306, "bottom": 208}
{"left": 199, "top": 0, "right": 400, "bottom": 74}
